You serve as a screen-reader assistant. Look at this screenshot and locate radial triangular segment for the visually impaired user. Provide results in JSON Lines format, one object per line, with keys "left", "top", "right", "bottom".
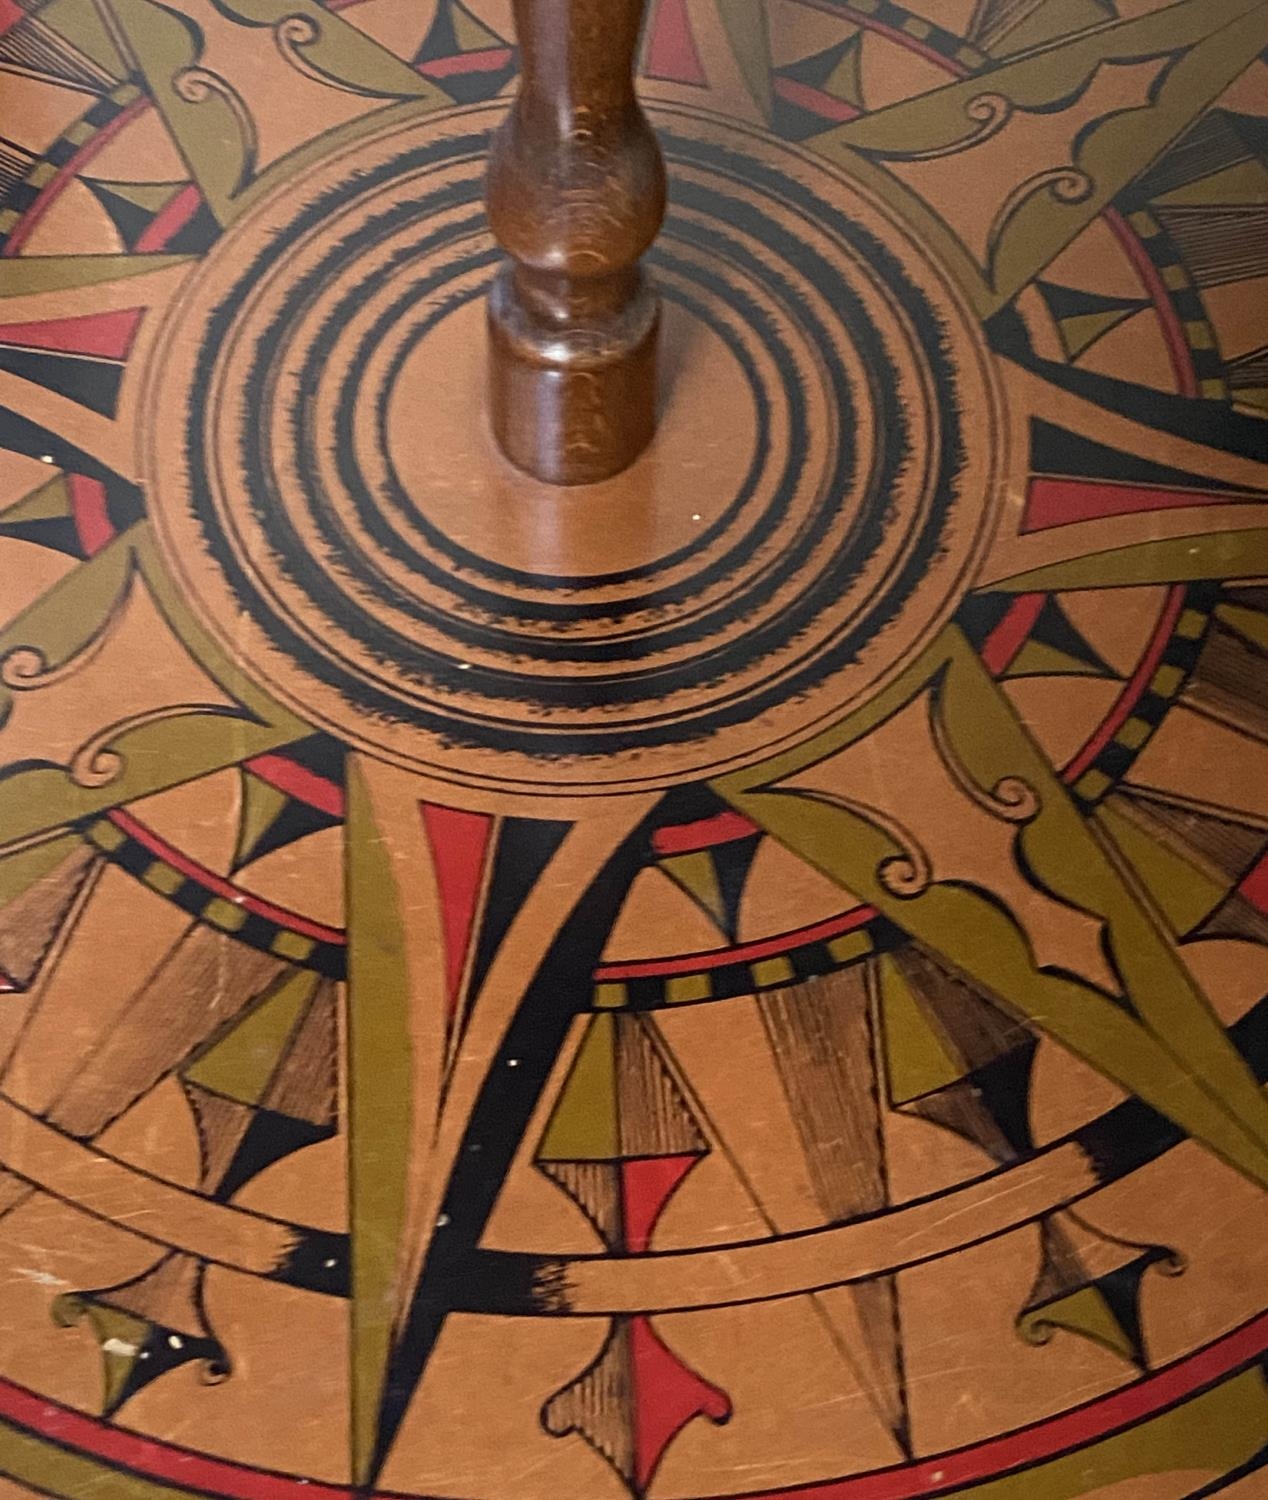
{"left": 82, "top": 178, "right": 201, "bottom": 252}
{"left": 1182, "top": 616, "right": 1268, "bottom": 743}
{"left": 49, "top": 927, "right": 289, "bottom": 1140}
{"left": 643, "top": 0, "right": 706, "bottom": 86}
{"left": 538, "top": 1012, "right": 620, "bottom": 1164}
{"left": 413, "top": 0, "right": 514, "bottom": 103}
{"left": 1002, "top": 596, "right": 1119, "bottom": 678}
{"left": 183, "top": 968, "right": 321, "bottom": 1108}
{"left": 419, "top": 801, "right": 495, "bottom": 1037}
{"left": 0, "top": 132, "right": 35, "bottom": 199}
{"left": 1156, "top": 204, "right": 1268, "bottom": 290}
{"left": 1134, "top": 110, "right": 1263, "bottom": 203}
{"left": 756, "top": 966, "right": 883, "bottom": 1223}
{"left": 0, "top": 836, "right": 99, "bottom": 991}
{"left": 880, "top": 949, "right": 1038, "bottom": 1160}
{"left": 0, "top": 11, "right": 116, "bottom": 89}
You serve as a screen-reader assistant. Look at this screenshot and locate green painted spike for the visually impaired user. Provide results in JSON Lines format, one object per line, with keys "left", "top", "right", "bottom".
{"left": 184, "top": 967, "right": 319, "bottom": 1106}
{"left": 877, "top": 956, "right": 966, "bottom": 1105}
{"left": 233, "top": 771, "right": 290, "bottom": 871}
{"left": 1153, "top": 159, "right": 1268, "bottom": 209}
{"left": 1061, "top": 305, "right": 1141, "bottom": 360}
{"left": 537, "top": 1013, "right": 618, "bottom": 1162}
{"left": 1096, "top": 801, "right": 1228, "bottom": 936}
{"left": 32, "top": 0, "right": 128, "bottom": 78}
{"left": 0, "top": 475, "right": 72, "bottom": 526}
{"left": 0, "top": 256, "right": 192, "bottom": 300}
{"left": 1004, "top": 639, "right": 1116, "bottom": 679}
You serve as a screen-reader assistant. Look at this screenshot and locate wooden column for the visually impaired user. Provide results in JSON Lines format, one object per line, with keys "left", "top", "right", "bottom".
{"left": 485, "top": 0, "right": 666, "bottom": 486}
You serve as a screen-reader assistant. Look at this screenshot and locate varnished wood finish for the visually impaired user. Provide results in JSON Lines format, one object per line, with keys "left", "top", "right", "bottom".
{"left": 486, "top": 0, "right": 665, "bottom": 485}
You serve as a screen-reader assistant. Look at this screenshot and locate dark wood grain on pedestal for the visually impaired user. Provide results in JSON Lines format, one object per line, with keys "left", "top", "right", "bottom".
{"left": 486, "top": 0, "right": 665, "bottom": 485}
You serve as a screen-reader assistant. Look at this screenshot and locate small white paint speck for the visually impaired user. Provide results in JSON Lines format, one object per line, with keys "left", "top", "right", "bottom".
{"left": 507, "top": 1058, "right": 519, "bottom": 1068}
{"left": 39, "top": 454, "right": 55, "bottom": 465}
{"left": 436, "top": 1213, "right": 450, "bottom": 1228}
{"left": 168, "top": 1334, "right": 184, "bottom": 1350}
{"left": 102, "top": 1337, "right": 139, "bottom": 1357}
{"left": 323, "top": 1258, "right": 337, "bottom": 1270}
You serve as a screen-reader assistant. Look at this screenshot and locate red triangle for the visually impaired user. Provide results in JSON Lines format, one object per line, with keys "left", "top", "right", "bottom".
{"left": 620, "top": 1152, "right": 701, "bottom": 1254}
{"left": 0, "top": 0, "right": 25, "bottom": 37}
{"left": 0, "top": 308, "right": 143, "bottom": 361}
{"left": 644, "top": 0, "right": 707, "bottom": 86}
{"left": 1022, "top": 476, "right": 1258, "bottom": 533}
{"left": 420, "top": 803, "right": 495, "bottom": 1018}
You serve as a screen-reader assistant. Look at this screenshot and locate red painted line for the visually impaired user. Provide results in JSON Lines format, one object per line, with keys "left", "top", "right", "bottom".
{"left": 68, "top": 474, "right": 113, "bottom": 557}
{"left": 837, "top": 5, "right": 971, "bottom": 76}
{"left": 1103, "top": 207, "right": 1197, "bottom": 399}
{"left": 595, "top": 903, "right": 877, "bottom": 981}
{"left": 419, "top": 48, "right": 514, "bottom": 79}
{"left": 1062, "top": 585, "right": 1186, "bottom": 785}
{"left": 652, "top": 810, "right": 759, "bottom": 856}
{"left": 3, "top": 97, "right": 147, "bottom": 257}
{"left": 107, "top": 810, "right": 345, "bottom": 946}
{"left": 980, "top": 592, "right": 1046, "bottom": 674}
{"left": 134, "top": 184, "right": 203, "bottom": 254}
{"left": 0, "top": 1310, "right": 1264, "bottom": 1500}
{"left": 242, "top": 753, "right": 345, "bottom": 818}
{"left": 773, "top": 76, "right": 862, "bottom": 123}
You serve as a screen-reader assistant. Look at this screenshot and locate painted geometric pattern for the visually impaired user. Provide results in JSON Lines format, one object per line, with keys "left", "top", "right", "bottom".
{"left": 0, "top": 0, "right": 1265, "bottom": 1497}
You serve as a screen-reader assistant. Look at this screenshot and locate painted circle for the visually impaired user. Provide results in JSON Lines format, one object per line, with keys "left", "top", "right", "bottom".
{"left": 142, "top": 102, "right": 1011, "bottom": 802}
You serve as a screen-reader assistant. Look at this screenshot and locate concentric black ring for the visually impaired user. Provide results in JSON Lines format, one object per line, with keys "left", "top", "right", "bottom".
{"left": 149, "top": 102, "right": 1004, "bottom": 792}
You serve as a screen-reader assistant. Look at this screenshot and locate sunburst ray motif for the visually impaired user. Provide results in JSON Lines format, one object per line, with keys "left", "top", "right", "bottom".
{"left": 0, "top": 0, "right": 1266, "bottom": 1496}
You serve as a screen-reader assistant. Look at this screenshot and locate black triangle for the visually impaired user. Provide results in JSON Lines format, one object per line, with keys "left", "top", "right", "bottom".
{"left": 1030, "top": 596, "right": 1119, "bottom": 676}
{"left": 1036, "top": 281, "right": 1145, "bottom": 323}
{"left": 781, "top": 35, "right": 856, "bottom": 91}
{"left": 466, "top": 819, "right": 571, "bottom": 1005}
{"left": 414, "top": 0, "right": 459, "bottom": 65}
{"left": 234, "top": 793, "right": 341, "bottom": 871}
{"left": 0, "top": 344, "right": 122, "bottom": 417}
{"left": 1030, "top": 419, "right": 1261, "bottom": 493}
{"left": 0, "top": 514, "right": 85, "bottom": 556}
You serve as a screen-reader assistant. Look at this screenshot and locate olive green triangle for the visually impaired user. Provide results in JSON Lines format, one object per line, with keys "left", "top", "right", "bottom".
{"left": 53, "top": 1297, "right": 149, "bottom": 1415}
{"left": 32, "top": 0, "right": 128, "bottom": 78}
{"left": 1061, "top": 305, "right": 1139, "bottom": 359}
{"left": 1019, "top": 1285, "right": 1137, "bottom": 1365}
{"left": 660, "top": 850, "right": 728, "bottom": 932}
{"left": 0, "top": 255, "right": 192, "bottom": 298}
{"left": 88, "top": 178, "right": 189, "bottom": 213}
{"left": 1234, "top": 386, "right": 1268, "bottom": 414}
{"left": 538, "top": 1013, "right": 618, "bottom": 1161}
{"left": 0, "top": 475, "right": 72, "bottom": 526}
{"left": 877, "top": 955, "right": 966, "bottom": 1106}
{"left": 450, "top": 0, "right": 504, "bottom": 52}
{"left": 1218, "top": 602, "right": 1268, "bottom": 653}
{"left": 713, "top": 0, "right": 773, "bottom": 117}
{"left": 233, "top": 771, "right": 290, "bottom": 871}
{"left": 821, "top": 33, "right": 862, "bottom": 107}
{"left": 184, "top": 967, "right": 318, "bottom": 1106}
{"left": 1153, "top": 160, "right": 1268, "bottom": 208}
{"left": 1005, "top": 639, "right": 1116, "bottom": 679}
{"left": 0, "top": 831, "right": 81, "bottom": 907}
{"left": 1096, "top": 801, "right": 1227, "bottom": 936}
